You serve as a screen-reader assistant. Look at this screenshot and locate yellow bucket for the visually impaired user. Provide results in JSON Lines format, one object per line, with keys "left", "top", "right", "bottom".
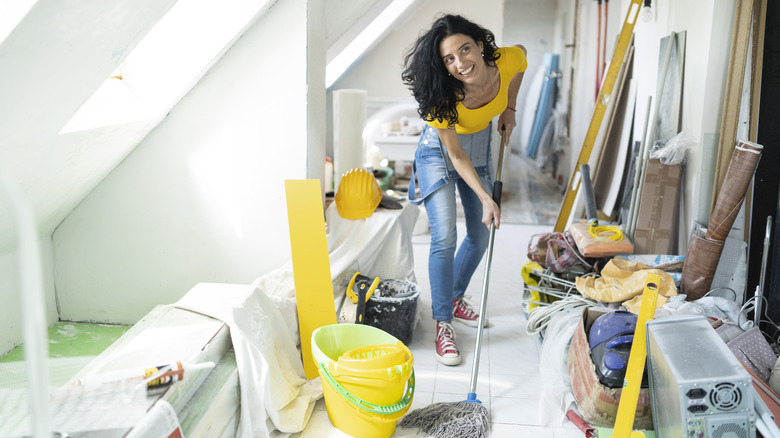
{"left": 311, "top": 324, "right": 415, "bottom": 438}
{"left": 331, "top": 343, "right": 412, "bottom": 405}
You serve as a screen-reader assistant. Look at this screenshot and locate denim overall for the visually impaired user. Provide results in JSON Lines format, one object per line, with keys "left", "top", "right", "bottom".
{"left": 408, "top": 123, "right": 494, "bottom": 322}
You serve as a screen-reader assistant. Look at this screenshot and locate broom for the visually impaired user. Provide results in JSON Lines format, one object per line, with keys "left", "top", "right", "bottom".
{"left": 398, "top": 126, "right": 508, "bottom": 438}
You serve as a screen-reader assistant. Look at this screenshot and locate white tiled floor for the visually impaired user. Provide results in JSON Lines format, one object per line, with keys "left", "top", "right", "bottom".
{"left": 299, "top": 220, "right": 586, "bottom": 438}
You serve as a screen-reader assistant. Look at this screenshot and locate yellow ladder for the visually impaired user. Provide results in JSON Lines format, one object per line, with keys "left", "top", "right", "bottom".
{"left": 554, "top": 0, "right": 644, "bottom": 232}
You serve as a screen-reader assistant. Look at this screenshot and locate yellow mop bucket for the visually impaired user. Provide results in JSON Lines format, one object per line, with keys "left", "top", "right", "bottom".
{"left": 311, "top": 324, "right": 415, "bottom": 438}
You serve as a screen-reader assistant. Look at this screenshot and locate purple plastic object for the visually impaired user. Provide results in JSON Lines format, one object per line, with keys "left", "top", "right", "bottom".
{"left": 588, "top": 310, "right": 637, "bottom": 349}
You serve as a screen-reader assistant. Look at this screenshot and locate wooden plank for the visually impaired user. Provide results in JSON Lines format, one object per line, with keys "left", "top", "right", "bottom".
{"left": 744, "top": 0, "right": 768, "bottom": 240}
{"left": 285, "top": 180, "right": 338, "bottom": 379}
{"left": 749, "top": 0, "right": 768, "bottom": 142}
{"left": 711, "top": 0, "right": 754, "bottom": 211}
{"left": 593, "top": 40, "right": 634, "bottom": 182}
{"left": 599, "top": 79, "right": 637, "bottom": 219}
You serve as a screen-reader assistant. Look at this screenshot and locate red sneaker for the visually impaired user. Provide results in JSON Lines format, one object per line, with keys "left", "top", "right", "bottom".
{"left": 435, "top": 321, "right": 461, "bottom": 366}
{"left": 453, "top": 297, "right": 487, "bottom": 327}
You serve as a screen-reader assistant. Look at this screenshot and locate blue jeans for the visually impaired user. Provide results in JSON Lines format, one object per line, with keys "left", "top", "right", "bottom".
{"left": 408, "top": 124, "right": 494, "bottom": 322}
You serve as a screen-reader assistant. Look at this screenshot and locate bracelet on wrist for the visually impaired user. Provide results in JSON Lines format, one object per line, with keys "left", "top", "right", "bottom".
{"left": 506, "top": 106, "right": 516, "bottom": 112}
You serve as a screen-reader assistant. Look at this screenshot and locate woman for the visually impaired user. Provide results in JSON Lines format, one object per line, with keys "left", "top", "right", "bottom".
{"left": 402, "top": 14, "right": 526, "bottom": 366}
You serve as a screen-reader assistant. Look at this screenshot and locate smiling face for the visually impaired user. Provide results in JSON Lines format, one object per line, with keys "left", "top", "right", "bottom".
{"left": 439, "top": 33, "right": 485, "bottom": 84}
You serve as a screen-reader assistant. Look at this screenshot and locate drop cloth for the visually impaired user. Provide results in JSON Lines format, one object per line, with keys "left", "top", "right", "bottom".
{"left": 174, "top": 283, "right": 322, "bottom": 438}
{"left": 252, "top": 200, "right": 420, "bottom": 344}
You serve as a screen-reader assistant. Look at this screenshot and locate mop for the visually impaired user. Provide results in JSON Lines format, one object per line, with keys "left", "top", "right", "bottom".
{"left": 398, "top": 127, "right": 508, "bottom": 438}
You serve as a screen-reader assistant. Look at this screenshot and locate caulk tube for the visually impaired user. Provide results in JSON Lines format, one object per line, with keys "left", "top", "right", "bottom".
{"left": 72, "top": 361, "right": 215, "bottom": 390}
{"left": 140, "top": 361, "right": 216, "bottom": 390}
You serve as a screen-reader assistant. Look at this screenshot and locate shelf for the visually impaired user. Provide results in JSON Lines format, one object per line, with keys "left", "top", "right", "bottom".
{"left": 373, "top": 135, "right": 418, "bottom": 161}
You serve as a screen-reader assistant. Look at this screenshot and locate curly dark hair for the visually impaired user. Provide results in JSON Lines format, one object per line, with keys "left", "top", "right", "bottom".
{"left": 401, "top": 14, "right": 500, "bottom": 128}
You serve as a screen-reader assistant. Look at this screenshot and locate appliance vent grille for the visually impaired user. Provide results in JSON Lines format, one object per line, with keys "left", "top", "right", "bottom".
{"left": 709, "top": 382, "right": 742, "bottom": 411}
{"left": 711, "top": 421, "right": 748, "bottom": 438}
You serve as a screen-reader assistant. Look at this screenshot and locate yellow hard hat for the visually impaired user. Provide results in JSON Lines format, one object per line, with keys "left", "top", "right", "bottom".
{"left": 335, "top": 168, "right": 382, "bottom": 219}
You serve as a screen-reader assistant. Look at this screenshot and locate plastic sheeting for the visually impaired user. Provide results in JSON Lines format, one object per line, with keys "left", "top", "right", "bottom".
{"left": 252, "top": 201, "right": 420, "bottom": 344}
{"left": 175, "top": 283, "right": 322, "bottom": 438}
{"left": 538, "top": 309, "right": 582, "bottom": 427}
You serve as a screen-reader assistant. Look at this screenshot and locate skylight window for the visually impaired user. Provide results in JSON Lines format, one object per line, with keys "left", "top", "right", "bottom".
{"left": 326, "top": 0, "right": 417, "bottom": 88}
{"left": 61, "top": 0, "right": 271, "bottom": 134}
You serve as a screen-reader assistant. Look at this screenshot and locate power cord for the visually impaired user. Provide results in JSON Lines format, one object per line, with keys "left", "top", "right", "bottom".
{"left": 738, "top": 295, "right": 780, "bottom": 345}
{"left": 526, "top": 294, "right": 601, "bottom": 336}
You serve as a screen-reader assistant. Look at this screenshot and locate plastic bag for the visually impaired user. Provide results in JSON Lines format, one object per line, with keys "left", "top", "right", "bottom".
{"left": 538, "top": 309, "right": 582, "bottom": 427}
{"left": 650, "top": 130, "right": 697, "bottom": 165}
{"left": 527, "top": 231, "right": 589, "bottom": 273}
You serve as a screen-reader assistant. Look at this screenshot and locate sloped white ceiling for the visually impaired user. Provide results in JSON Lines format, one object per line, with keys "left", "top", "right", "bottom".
{"left": 0, "top": 0, "right": 403, "bottom": 254}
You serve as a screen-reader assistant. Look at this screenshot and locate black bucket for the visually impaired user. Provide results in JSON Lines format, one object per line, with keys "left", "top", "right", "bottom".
{"left": 363, "top": 279, "right": 420, "bottom": 346}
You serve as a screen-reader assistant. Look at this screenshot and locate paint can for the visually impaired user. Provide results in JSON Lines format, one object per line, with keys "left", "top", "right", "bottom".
{"left": 363, "top": 279, "right": 420, "bottom": 346}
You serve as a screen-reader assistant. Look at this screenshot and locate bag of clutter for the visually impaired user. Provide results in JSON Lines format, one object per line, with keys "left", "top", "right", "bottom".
{"left": 527, "top": 231, "right": 590, "bottom": 273}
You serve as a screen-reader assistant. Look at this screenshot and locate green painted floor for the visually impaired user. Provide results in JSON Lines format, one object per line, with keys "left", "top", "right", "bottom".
{"left": 0, "top": 321, "right": 131, "bottom": 387}
{"left": 0, "top": 321, "right": 130, "bottom": 362}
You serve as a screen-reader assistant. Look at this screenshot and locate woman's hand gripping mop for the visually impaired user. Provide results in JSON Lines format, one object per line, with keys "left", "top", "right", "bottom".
{"left": 398, "top": 126, "right": 509, "bottom": 438}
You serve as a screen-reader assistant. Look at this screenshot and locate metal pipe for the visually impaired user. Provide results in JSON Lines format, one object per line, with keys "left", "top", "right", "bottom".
{"left": 0, "top": 165, "right": 50, "bottom": 437}
{"left": 754, "top": 216, "right": 772, "bottom": 326}
{"left": 469, "top": 127, "right": 508, "bottom": 398}
{"left": 531, "top": 269, "right": 577, "bottom": 288}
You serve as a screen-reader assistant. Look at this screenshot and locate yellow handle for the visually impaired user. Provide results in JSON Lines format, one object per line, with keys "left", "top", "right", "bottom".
{"left": 346, "top": 272, "right": 381, "bottom": 304}
{"left": 329, "top": 341, "right": 414, "bottom": 381}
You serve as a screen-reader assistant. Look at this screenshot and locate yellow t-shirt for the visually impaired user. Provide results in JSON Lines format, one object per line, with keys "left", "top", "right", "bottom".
{"left": 426, "top": 46, "right": 528, "bottom": 134}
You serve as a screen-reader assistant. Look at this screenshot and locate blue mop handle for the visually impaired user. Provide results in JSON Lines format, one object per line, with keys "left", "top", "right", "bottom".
{"left": 467, "top": 126, "right": 507, "bottom": 401}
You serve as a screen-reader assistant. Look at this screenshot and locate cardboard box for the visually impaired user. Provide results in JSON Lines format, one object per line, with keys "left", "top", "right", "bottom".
{"left": 633, "top": 159, "right": 682, "bottom": 254}
{"left": 567, "top": 307, "right": 653, "bottom": 430}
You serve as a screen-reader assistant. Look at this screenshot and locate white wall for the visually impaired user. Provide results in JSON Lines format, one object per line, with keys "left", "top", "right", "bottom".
{"left": 0, "top": 238, "right": 57, "bottom": 355}
{"left": 52, "top": 0, "right": 326, "bottom": 324}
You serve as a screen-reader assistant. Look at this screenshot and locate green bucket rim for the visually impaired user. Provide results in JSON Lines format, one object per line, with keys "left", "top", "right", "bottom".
{"left": 319, "top": 362, "right": 415, "bottom": 416}
{"left": 311, "top": 323, "right": 403, "bottom": 366}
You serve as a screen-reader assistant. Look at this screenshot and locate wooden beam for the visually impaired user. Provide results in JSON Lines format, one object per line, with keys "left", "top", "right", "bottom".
{"left": 711, "top": 0, "right": 754, "bottom": 212}
{"left": 744, "top": 0, "right": 768, "bottom": 241}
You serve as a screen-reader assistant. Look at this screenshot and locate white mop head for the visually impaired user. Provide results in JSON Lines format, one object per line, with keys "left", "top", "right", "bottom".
{"left": 398, "top": 401, "right": 489, "bottom": 438}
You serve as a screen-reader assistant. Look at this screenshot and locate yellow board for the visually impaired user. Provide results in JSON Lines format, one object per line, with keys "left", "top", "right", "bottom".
{"left": 285, "top": 180, "right": 338, "bottom": 379}
{"left": 608, "top": 273, "right": 660, "bottom": 438}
